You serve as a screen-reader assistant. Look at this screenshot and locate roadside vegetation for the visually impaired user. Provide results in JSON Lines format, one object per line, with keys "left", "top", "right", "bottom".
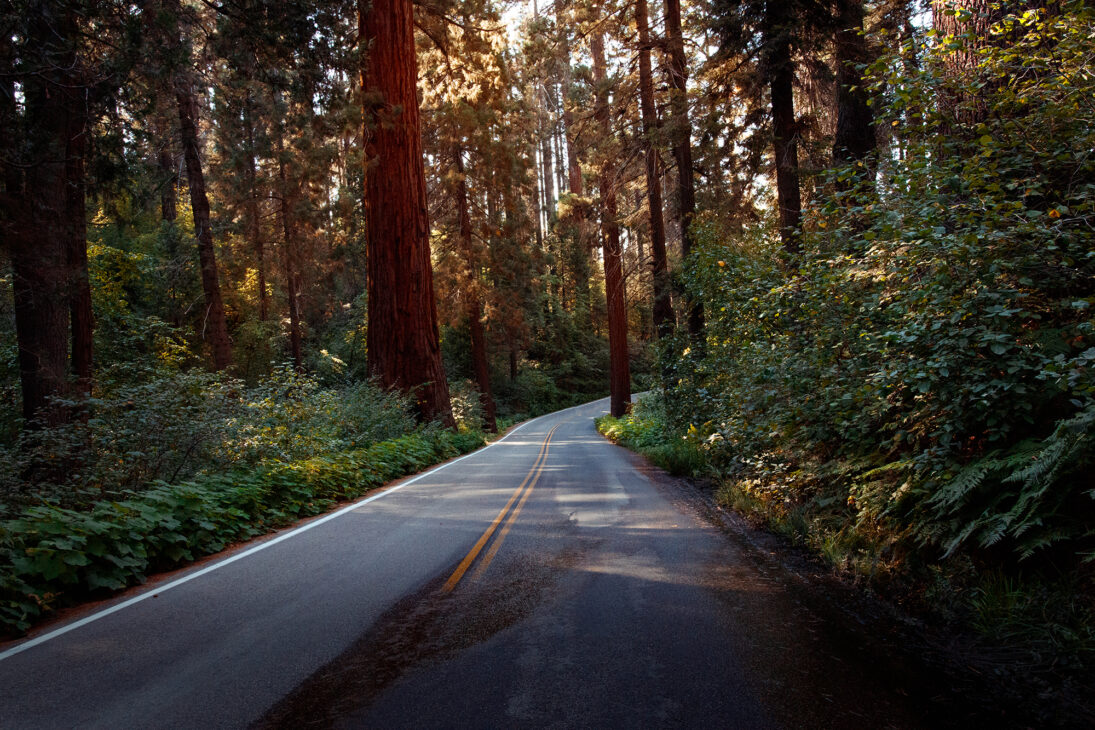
{"left": 602, "top": 1, "right": 1095, "bottom": 692}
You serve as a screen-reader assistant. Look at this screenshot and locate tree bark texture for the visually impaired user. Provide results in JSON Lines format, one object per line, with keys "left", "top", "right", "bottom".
{"left": 244, "top": 97, "right": 268, "bottom": 322}
{"left": 175, "top": 77, "right": 233, "bottom": 370}
{"left": 360, "top": 0, "right": 454, "bottom": 426}
{"left": 765, "top": 2, "right": 803, "bottom": 256}
{"left": 832, "top": 0, "right": 876, "bottom": 169}
{"left": 455, "top": 148, "right": 497, "bottom": 432}
{"left": 636, "top": 0, "right": 673, "bottom": 339}
{"left": 277, "top": 154, "right": 304, "bottom": 371}
{"left": 664, "top": 0, "right": 703, "bottom": 336}
{"left": 3, "top": 5, "right": 92, "bottom": 425}
{"left": 592, "top": 32, "right": 631, "bottom": 418}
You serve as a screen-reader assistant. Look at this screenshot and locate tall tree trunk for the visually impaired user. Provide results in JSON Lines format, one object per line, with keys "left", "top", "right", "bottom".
{"left": 539, "top": 90, "right": 556, "bottom": 221}
{"left": 5, "top": 5, "right": 90, "bottom": 425}
{"left": 932, "top": 0, "right": 1013, "bottom": 127}
{"left": 157, "top": 116, "right": 178, "bottom": 222}
{"left": 66, "top": 86, "right": 92, "bottom": 396}
{"left": 244, "top": 95, "right": 268, "bottom": 322}
{"left": 360, "top": 0, "right": 453, "bottom": 426}
{"left": 277, "top": 153, "right": 303, "bottom": 371}
{"left": 765, "top": 2, "right": 803, "bottom": 256}
{"left": 455, "top": 147, "right": 497, "bottom": 432}
{"left": 555, "top": 0, "right": 593, "bottom": 330}
{"left": 636, "top": 0, "right": 673, "bottom": 338}
{"left": 832, "top": 0, "right": 876, "bottom": 169}
{"left": 175, "top": 76, "right": 233, "bottom": 370}
{"left": 664, "top": 0, "right": 703, "bottom": 336}
{"left": 592, "top": 32, "right": 631, "bottom": 418}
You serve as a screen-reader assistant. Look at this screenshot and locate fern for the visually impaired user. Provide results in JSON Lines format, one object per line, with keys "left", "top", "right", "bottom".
{"left": 926, "top": 401, "right": 1095, "bottom": 558}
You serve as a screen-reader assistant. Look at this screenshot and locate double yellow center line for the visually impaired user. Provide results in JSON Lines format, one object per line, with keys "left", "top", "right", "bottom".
{"left": 440, "top": 424, "right": 559, "bottom": 593}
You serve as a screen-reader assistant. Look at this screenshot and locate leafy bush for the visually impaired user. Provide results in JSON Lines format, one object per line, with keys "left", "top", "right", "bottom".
{"left": 0, "top": 367, "right": 416, "bottom": 517}
{"left": 597, "top": 398, "right": 706, "bottom": 477}
{"left": 666, "top": 3, "right": 1095, "bottom": 562}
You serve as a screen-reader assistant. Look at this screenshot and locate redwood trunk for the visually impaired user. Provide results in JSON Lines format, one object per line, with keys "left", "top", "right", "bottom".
{"left": 765, "top": 6, "right": 802, "bottom": 256}
{"left": 592, "top": 32, "right": 631, "bottom": 417}
{"left": 664, "top": 0, "right": 703, "bottom": 336}
{"left": 175, "top": 68, "right": 233, "bottom": 369}
{"left": 360, "top": 0, "right": 453, "bottom": 426}
{"left": 636, "top": 0, "right": 673, "bottom": 338}
{"left": 6, "top": 6, "right": 90, "bottom": 425}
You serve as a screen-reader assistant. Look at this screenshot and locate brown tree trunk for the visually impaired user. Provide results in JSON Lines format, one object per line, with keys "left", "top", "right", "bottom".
{"left": 277, "top": 155, "right": 304, "bottom": 371}
{"left": 592, "top": 32, "right": 631, "bottom": 417}
{"left": 175, "top": 77, "right": 233, "bottom": 370}
{"left": 5, "top": 6, "right": 91, "bottom": 425}
{"left": 455, "top": 147, "right": 497, "bottom": 432}
{"left": 832, "top": 0, "right": 876, "bottom": 169}
{"left": 66, "top": 89, "right": 93, "bottom": 396}
{"left": 765, "top": 4, "right": 803, "bottom": 256}
{"left": 555, "top": 1, "right": 593, "bottom": 331}
{"left": 360, "top": 0, "right": 453, "bottom": 426}
{"left": 244, "top": 96, "right": 268, "bottom": 322}
{"left": 636, "top": 0, "right": 673, "bottom": 339}
{"left": 158, "top": 149, "right": 178, "bottom": 222}
{"left": 664, "top": 0, "right": 703, "bottom": 336}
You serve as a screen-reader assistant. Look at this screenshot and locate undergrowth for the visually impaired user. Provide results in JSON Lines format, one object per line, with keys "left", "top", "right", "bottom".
{"left": 597, "top": 394, "right": 1095, "bottom": 671}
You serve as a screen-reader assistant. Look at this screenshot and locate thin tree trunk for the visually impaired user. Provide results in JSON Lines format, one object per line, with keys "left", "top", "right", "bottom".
{"left": 175, "top": 78, "right": 233, "bottom": 370}
{"left": 455, "top": 147, "right": 497, "bottom": 432}
{"left": 66, "top": 86, "right": 92, "bottom": 396}
{"left": 360, "top": 0, "right": 453, "bottom": 426}
{"left": 244, "top": 96, "right": 268, "bottom": 322}
{"left": 555, "top": 0, "right": 592, "bottom": 330}
{"left": 592, "top": 32, "right": 631, "bottom": 417}
{"left": 158, "top": 141, "right": 178, "bottom": 222}
{"left": 277, "top": 154, "right": 303, "bottom": 371}
{"left": 539, "top": 89, "right": 555, "bottom": 221}
{"left": 636, "top": 0, "right": 673, "bottom": 338}
{"left": 664, "top": 0, "right": 703, "bottom": 335}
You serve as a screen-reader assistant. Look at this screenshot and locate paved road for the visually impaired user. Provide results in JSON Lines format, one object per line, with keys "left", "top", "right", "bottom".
{"left": 0, "top": 399, "right": 937, "bottom": 728}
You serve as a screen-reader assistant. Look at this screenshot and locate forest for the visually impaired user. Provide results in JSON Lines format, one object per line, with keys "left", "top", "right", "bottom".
{"left": 2, "top": 0, "right": 1093, "bottom": 679}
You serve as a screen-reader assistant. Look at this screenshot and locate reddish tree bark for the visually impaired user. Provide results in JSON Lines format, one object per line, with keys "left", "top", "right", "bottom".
{"left": 636, "top": 0, "right": 673, "bottom": 338}
{"left": 592, "top": 32, "right": 631, "bottom": 417}
{"left": 175, "top": 76, "right": 234, "bottom": 370}
{"left": 360, "top": 0, "right": 454, "bottom": 426}
{"left": 455, "top": 148, "right": 498, "bottom": 432}
{"left": 664, "top": 0, "right": 703, "bottom": 336}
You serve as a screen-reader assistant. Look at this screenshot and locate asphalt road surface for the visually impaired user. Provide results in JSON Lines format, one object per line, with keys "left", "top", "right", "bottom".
{"left": 0, "top": 399, "right": 941, "bottom": 729}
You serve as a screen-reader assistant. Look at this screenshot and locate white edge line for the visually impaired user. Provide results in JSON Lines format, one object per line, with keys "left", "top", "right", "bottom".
{"left": 0, "top": 402, "right": 607, "bottom": 663}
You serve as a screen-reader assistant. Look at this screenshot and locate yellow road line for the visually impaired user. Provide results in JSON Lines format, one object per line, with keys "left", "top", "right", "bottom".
{"left": 472, "top": 428, "right": 556, "bottom": 581}
{"left": 440, "top": 425, "right": 558, "bottom": 593}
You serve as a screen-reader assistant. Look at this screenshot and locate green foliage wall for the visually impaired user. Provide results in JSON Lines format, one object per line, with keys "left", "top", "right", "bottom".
{"left": 667, "top": 2, "right": 1095, "bottom": 562}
